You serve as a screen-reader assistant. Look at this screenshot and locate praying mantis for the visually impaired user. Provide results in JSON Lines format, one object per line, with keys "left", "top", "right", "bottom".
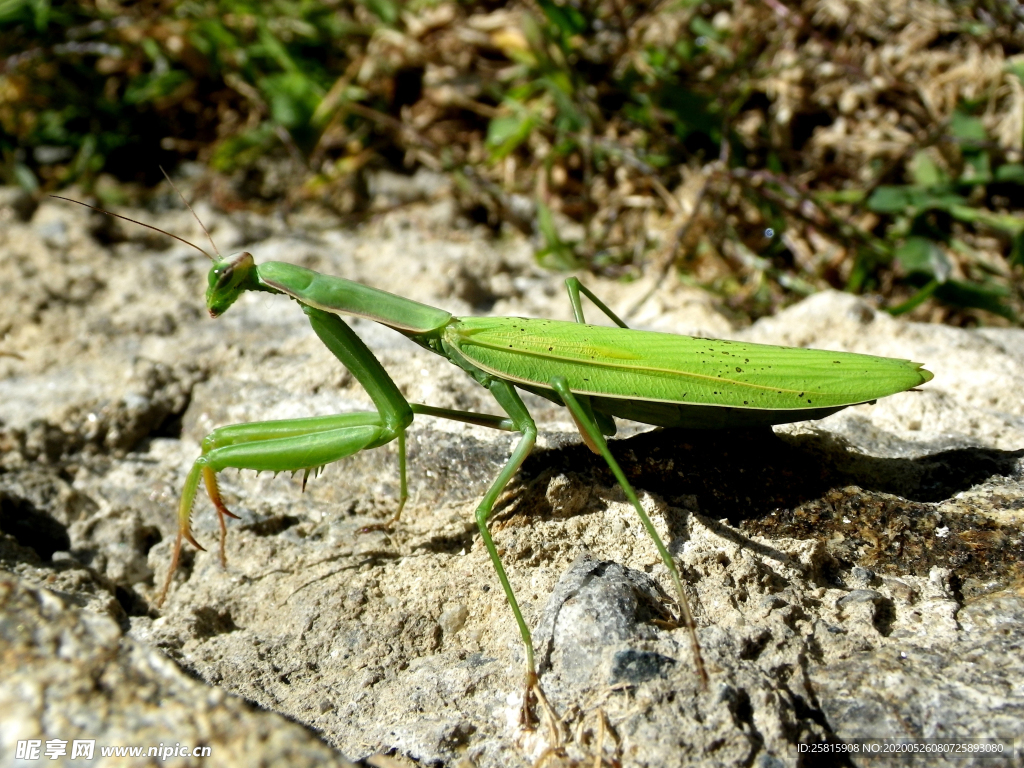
{"left": 55, "top": 193, "right": 932, "bottom": 715}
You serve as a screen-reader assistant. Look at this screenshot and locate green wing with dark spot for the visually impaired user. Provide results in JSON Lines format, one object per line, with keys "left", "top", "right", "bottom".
{"left": 445, "top": 317, "right": 932, "bottom": 414}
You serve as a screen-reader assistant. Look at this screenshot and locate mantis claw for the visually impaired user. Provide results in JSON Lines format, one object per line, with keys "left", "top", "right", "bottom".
{"left": 155, "top": 531, "right": 185, "bottom": 608}
{"left": 182, "top": 529, "right": 205, "bottom": 552}
{"left": 203, "top": 467, "right": 239, "bottom": 519}
{"left": 203, "top": 466, "right": 238, "bottom": 566}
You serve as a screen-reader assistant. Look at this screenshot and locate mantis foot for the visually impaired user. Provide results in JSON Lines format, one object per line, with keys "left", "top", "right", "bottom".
{"left": 356, "top": 517, "right": 399, "bottom": 535}
{"left": 522, "top": 671, "right": 563, "bottom": 754}
{"left": 155, "top": 531, "right": 185, "bottom": 608}
{"left": 356, "top": 494, "right": 408, "bottom": 535}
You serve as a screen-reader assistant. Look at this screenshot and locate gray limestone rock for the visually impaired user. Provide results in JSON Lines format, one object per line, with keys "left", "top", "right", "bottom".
{"left": 0, "top": 572, "right": 358, "bottom": 767}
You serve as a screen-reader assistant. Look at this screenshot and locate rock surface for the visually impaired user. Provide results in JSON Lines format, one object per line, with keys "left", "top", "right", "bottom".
{"left": 1, "top": 190, "right": 1021, "bottom": 766}
{"left": 0, "top": 573, "right": 359, "bottom": 767}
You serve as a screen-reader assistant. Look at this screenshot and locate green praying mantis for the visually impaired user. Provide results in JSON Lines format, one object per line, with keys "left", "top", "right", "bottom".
{"left": 56, "top": 193, "right": 932, "bottom": 714}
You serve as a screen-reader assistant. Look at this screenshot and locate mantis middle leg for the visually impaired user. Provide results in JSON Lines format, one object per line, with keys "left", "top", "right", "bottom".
{"left": 468, "top": 378, "right": 543, "bottom": 719}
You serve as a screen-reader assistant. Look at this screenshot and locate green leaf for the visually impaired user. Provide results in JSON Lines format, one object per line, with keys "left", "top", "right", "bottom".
{"left": 0, "top": 0, "right": 28, "bottom": 26}
{"left": 1011, "top": 229, "right": 1024, "bottom": 267}
{"left": 486, "top": 111, "right": 537, "bottom": 161}
{"left": 210, "top": 123, "right": 278, "bottom": 172}
{"left": 534, "top": 198, "right": 579, "bottom": 270}
{"left": 538, "top": 0, "right": 587, "bottom": 36}
{"left": 0, "top": 0, "right": 47, "bottom": 28}
{"left": 690, "top": 16, "right": 719, "bottom": 41}
{"left": 31, "top": 0, "right": 45, "bottom": 29}
{"left": 948, "top": 205, "right": 1024, "bottom": 234}
{"left": 260, "top": 72, "right": 321, "bottom": 129}
{"left": 189, "top": 19, "right": 239, "bottom": 65}
{"left": 962, "top": 148, "right": 991, "bottom": 183}
{"left": 909, "top": 151, "right": 946, "bottom": 188}
{"left": 257, "top": 23, "right": 297, "bottom": 73}
{"left": 949, "top": 109, "right": 987, "bottom": 144}
{"left": 867, "top": 185, "right": 966, "bottom": 214}
{"left": 866, "top": 186, "right": 913, "bottom": 213}
{"left": 123, "top": 70, "right": 190, "bottom": 105}
{"left": 12, "top": 162, "right": 39, "bottom": 193}
{"left": 816, "top": 189, "right": 865, "bottom": 204}
{"left": 545, "top": 81, "right": 585, "bottom": 133}
{"left": 357, "top": 0, "right": 398, "bottom": 25}
{"left": 935, "top": 279, "right": 1016, "bottom": 321}
{"left": 888, "top": 279, "right": 939, "bottom": 316}
{"left": 64, "top": 132, "right": 98, "bottom": 183}
{"left": 995, "top": 164, "right": 1024, "bottom": 184}
{"left": 895, "top": 237, "right": 951, "bottom": 281}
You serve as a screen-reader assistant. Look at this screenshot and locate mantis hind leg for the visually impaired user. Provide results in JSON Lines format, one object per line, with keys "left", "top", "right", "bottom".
{"left": 157, "top": 412, "right": 400, "bottom": 606}
{"left": 548, "top": 376, "right": 709, "bottom": 690}
{"left": 563, "top": 278, "right": 622, "bottom": 437}
{"left": 564, "top": 277, "right": 629, "bottom": 328}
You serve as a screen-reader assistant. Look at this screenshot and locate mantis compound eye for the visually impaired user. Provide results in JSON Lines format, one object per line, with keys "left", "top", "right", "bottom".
{"left": 214, "top": 265, "right": 234, "bottom": 290}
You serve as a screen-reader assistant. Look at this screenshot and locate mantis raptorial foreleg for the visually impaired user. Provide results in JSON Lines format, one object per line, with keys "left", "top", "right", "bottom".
{"left": 158, "top": 301, "right": 523, "bottom": 603}
{"left": 158, "top": 410, "right": 403, "bottom": 605}
{"left": 157, "top": 305, "right": 414, "bottom": 604}
{"left": 159, "top": 407, "right": 520, "bottom": 604}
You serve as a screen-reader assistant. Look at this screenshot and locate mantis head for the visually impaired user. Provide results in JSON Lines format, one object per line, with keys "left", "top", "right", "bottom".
{"left": 207, "top": 253, "right": 259, "bottom": 318}
{"left": 52, "top": 173, "right": 262, "bottom": 320}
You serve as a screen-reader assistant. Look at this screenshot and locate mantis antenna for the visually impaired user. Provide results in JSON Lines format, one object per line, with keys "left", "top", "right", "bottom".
{"left": 50, "top": 195, "right": 217, "bottom": 262}
{"left": 50, "top": 166, "right": 220, "bottom": 262}
{"left": 159, "top": 166, "right": 221, "bottom": 259}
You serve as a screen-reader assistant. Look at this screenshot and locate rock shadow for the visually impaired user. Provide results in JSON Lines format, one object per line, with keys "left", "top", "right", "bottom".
{"left": 512, "top": 427, "right": 1024, "bottom": 589}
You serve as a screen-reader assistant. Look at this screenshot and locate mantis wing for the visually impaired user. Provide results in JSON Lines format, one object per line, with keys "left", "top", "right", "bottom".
{"left": 443, "top": 317, "right": 932, "bottom": 428}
